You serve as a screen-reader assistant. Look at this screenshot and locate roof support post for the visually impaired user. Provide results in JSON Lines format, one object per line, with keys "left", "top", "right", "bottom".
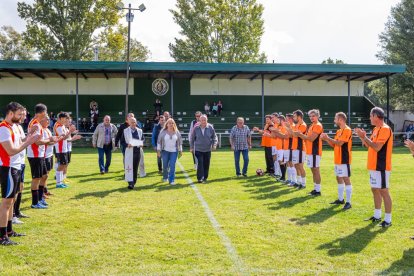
{"left": 386, "top": 75, "right": 390, "bottom": 124}
{"left": 261, "top": 74, "right": 265, "bottom": 127}
{"left": 170, "top": 74, "right": 174, "bottom": 116}
{"left": 347, "top": 75, "right": 351, "bottom": 126}
{"left": 76, "top": 73, "right": 79, "bottom": 130}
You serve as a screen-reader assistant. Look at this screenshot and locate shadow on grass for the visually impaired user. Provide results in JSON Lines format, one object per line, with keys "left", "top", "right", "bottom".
{"left": 379, "top": 248, "right": 414, "bottom": 275}
{"left": 317, "top": 224, "right": 388, "bottom": 256}
{"left": 290, "top": 205, "right": 342, "bottom": 225}
{"left": 266, "top": 195, "right": 317, "bottom": 210}
{"left": 66, "top": 170, "right": 124, "bottom": 179}
{"left": 71, "top": 182, "right": 191, "bottom": 200}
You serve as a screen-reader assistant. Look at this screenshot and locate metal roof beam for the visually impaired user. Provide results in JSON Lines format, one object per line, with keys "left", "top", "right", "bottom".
{"left": 250, "top": 74, "right": 259, "bottom": 81}
{"left": 32, "top": 72, "right": 45, "bottom": 79}
{"left": 103, "top": 72, "right": 109, "bottom": 80}
{"left": 270, "top": 75, "right": 281, "bottom": 81}
{"left": 57, "top": 72, "right": 67, "bottom": 79}
{"left": 189, "top": 74, "right": 193, "bottom": 81}
{"left": 346, "top": 75, "right": 363, "bottom": 82}
{"left": 308, "top": 75, "right": 324, "bottom": 82}
{"left": 210, "top": 74, "right": 217, "bottom": 80}
{"left": 81, "top": 72, "right": 88, "bottom": 80}
{"left": 327, "top": 75, "right": 342, "bottom": 82}
{"left": 289, "top": 75, "right": 302, "bottom": 81}
{"left": 9, "top": 71, "right": 23, "bottom": 79}
{"left": 364, "top": 75, "right": 385, "bottom": 83}
{"left": 229, "top": 74, "right": 238, "bottom": 80}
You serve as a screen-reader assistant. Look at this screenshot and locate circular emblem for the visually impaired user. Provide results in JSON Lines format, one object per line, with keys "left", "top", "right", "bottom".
{"left": 152, "top": 79, "right": 169, "bottom": 96}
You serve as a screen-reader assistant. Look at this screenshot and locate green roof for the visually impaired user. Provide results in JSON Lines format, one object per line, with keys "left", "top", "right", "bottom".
{"left": 0, "top": 60, "right": 406, "bottom": 82}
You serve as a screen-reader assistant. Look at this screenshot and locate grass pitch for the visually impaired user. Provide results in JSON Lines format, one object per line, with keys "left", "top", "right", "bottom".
{"left": 0, "top": 147, "right": 413, "bottom": 275}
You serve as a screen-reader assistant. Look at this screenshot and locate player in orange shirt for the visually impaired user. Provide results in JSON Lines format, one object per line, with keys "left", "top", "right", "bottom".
{"left": 321, "top": 112, "right": 353, "bottom": 210}
{"left": 296, "top": 109, "right": 323, "bottom": 196}
{"left": 283, "top": 114, "right": 297, "bottom": 185}
{"left": 270, "top": 113, "right": 281, "bottom": 178}
{"left": 355, "top": 107, "right": 393, "bottom": 227}
{"left": 286, "top": 110, "right": 307, "bottom": 189}
{"left": 268, "top": 115, "right": 289, "bottom": 182}
{"left": 253, "top": 115, "right": 274, "bottom": 174}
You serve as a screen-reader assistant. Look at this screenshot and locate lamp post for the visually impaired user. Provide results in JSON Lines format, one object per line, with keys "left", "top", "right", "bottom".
{"left": 117, "top": 2, "right": 146, "bottom": 116}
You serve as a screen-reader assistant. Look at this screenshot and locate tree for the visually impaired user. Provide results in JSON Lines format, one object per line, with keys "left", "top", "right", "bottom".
{"left": 322, "top": 58, "right": 345, "bottom": 64}
{"left": 95, "top": 25, "right": 150, "bottom": 62}
{"left": 169, "top": 0, "right": 267, "bottom": 63}
{"left": 374, "top": 0, "right": 414, "bottom": 110}
{"left": 17, "top": 0, "right": 150, "bottom": 61}
{"left": 0, "top": 25, "right": 35, "bottom": 60}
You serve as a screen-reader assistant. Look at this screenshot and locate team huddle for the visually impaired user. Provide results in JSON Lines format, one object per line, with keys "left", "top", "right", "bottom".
{"left": 253, "top": 107, "right": 393, "bottom": 227}
{"left": 0, "top": 102, "right": 81, "bottom": 246}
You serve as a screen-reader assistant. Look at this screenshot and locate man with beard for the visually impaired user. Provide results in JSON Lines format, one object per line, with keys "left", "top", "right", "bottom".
{"left": 0, "top": 102, "right": 40, "bottom": 245}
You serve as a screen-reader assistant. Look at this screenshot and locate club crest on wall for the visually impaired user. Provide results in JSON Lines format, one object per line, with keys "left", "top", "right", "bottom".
{"left": 152, "top": 79, "right": 169, "bottom": 96}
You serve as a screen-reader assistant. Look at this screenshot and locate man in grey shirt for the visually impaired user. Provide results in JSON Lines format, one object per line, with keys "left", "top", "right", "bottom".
{"left": 230, "top": 117, "right": 252, "bottom": 177}
{"left": 190, "top": 115, "right": 218, "bottom": 183}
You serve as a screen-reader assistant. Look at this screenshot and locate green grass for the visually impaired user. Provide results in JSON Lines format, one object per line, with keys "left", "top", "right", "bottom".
{"left": 0, "top": 147, "right": 413, "bottom": 275}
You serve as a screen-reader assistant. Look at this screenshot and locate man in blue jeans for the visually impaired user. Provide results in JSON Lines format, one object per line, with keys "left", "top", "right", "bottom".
{"left": 230, "top": 117, "right": 252, "bottom": 177}
{"left": 92, "top": 115, "right": 118, "bottom": 174}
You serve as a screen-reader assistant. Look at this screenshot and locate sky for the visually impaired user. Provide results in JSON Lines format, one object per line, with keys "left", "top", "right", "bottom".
{"left": 0, "top": 0, "right": 401, "bottom": 64}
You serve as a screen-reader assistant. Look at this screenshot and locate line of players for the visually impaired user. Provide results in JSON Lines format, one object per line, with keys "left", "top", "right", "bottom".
{"left": 0, "top": 102, "right": 81, "bottom": 245}
{"left": 253, "top": 107, "right": 393, "bottom": 227}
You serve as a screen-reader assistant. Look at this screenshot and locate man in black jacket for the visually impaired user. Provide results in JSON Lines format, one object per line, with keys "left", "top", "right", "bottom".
{"left": 115, "top": 113, "right": 135, "bottom": 159}
{"left": 151, "top": 115, "right": 165, "bottom": 173}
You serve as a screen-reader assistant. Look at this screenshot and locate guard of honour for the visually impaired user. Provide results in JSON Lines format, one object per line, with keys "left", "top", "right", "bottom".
{"left": 0, "top": 101, "right": 410, "bottom": 246}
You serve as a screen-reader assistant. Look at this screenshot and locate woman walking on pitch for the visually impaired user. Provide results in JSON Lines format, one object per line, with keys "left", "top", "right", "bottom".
{"left": 157, "top": 119, "right": 183, "bottom": 185}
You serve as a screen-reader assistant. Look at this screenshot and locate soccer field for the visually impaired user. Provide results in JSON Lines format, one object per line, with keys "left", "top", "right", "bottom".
{"left": 1, "top": 147, "right": 413, "bottom": 275}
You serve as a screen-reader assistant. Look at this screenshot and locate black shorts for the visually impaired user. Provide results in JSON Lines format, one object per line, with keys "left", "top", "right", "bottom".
{"left": 56, "top": 153, "right": 68, "bottom": 165}
{"left": 45, "top": 156, "right": 54, "bottom": 172}
{"left": 67, "top": 151, "right": 72, "bottom": 164}
{"left": 19, "top": 164, "right": 25, "bottom": 183}
{"left": 0, "top": 166, "right": 20, "bottom": 199}
{"left": 28, "top": 157, "right": 47, "bottom": 179}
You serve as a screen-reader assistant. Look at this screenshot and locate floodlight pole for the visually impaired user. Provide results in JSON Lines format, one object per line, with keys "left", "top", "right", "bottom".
{"left": 125, "top": 3, "right": 133, "bottom": 117}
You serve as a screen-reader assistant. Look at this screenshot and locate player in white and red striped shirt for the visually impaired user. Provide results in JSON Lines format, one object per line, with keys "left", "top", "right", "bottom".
{"left": 0, "top": 102, "right": 40, "bottom": 245}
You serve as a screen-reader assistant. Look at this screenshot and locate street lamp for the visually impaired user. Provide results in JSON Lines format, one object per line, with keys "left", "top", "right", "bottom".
{"left": 117, "top": 2, "right": 146, "bottom": 116}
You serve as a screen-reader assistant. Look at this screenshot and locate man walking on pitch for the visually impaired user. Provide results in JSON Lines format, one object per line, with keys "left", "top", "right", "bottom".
{"left": 230, "top": 117, "right": 252, "bottom": 177}
{"left": 189, "top": 111, "right": 202, "bottom": 170}
{"left": 190, "top": 115, "right": 218, "bottom": 183}
{"left": 355, "top": 107, "right": 393, "bottom": 227}
{"left": 321, "top": 112, "right": 353, "bottom": 210}
{"left": 152, "top": 115, "right": 166, "bottom": 173}
{"left": 92, "top": 115, "right": 118, "bottom": 174}
{"left": 124, "top": 118, "right": 144, "bottom": 189}
{"left": 0, "top": 102, "right": 40, "bottom": 245}
{"left": 295, "top": 109, "right": 323, "bottom": 196}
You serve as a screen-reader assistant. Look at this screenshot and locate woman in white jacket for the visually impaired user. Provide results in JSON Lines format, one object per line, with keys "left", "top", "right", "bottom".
{"left": 124, "top": 118, "right": 144, "bottom": 189}
{"left": 157, "top": 118, "right": 183, "bottom": 185}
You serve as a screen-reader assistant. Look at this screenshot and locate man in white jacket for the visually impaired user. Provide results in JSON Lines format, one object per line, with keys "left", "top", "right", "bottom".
{"left": 124, "top": 118, "right": 144, "bottom": 189}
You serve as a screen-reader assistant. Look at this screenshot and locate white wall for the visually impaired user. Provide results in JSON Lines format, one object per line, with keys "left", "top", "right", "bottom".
{"left": 390, "top": 110, "right": 414, "bottom": 132}
{"left": 0, "top": 78, "right": 133, "bottom": 95}
{"left": 191, "top": 79, "right": 364, "bottom": 97}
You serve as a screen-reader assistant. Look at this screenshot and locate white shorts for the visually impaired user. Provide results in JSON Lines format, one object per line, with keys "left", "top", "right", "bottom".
{"left": 277, "top": 150, "right": 284, "bottom": 162}
{"left": 284, "top": 150, "right": 293, "bottom": 162}
{"left": 369, "top": 170, "right": 391, "bottom": 189}
{"left": 271, "top": 146, "right": 278, "bottom": 156}
{"left": 334, "top": 164, "right": 351, "bottom": 177}
{"left": 306, "top": 155, "right": 321, "bottom": 168}
{"left": 292, "top": 150, "right": 306, "bottom": 164}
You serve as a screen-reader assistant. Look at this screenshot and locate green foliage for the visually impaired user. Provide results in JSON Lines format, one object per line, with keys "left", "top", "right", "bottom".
{"left": 376, "top": 0, "right": 414, "bottom": 110}
{"left": 0, "top": 25, "right": 35, "bottom": 60}
{"left": 169, "top": 0, "right": 267, "bottom": 63}
{"left": 17, "top": 0, "right": 150, "bottom": 61}
{"left": 321, "top": 58, "right": 345, "bottom": 64}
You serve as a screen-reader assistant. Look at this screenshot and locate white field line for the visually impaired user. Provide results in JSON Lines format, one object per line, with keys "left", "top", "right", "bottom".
{"left": 177, "top": 161, "right": 247, "bottom": 275}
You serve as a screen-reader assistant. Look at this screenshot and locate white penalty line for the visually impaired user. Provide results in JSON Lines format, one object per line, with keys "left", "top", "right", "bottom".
{"left": 177, "top": 162, "right": 247, "bottom": 275}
